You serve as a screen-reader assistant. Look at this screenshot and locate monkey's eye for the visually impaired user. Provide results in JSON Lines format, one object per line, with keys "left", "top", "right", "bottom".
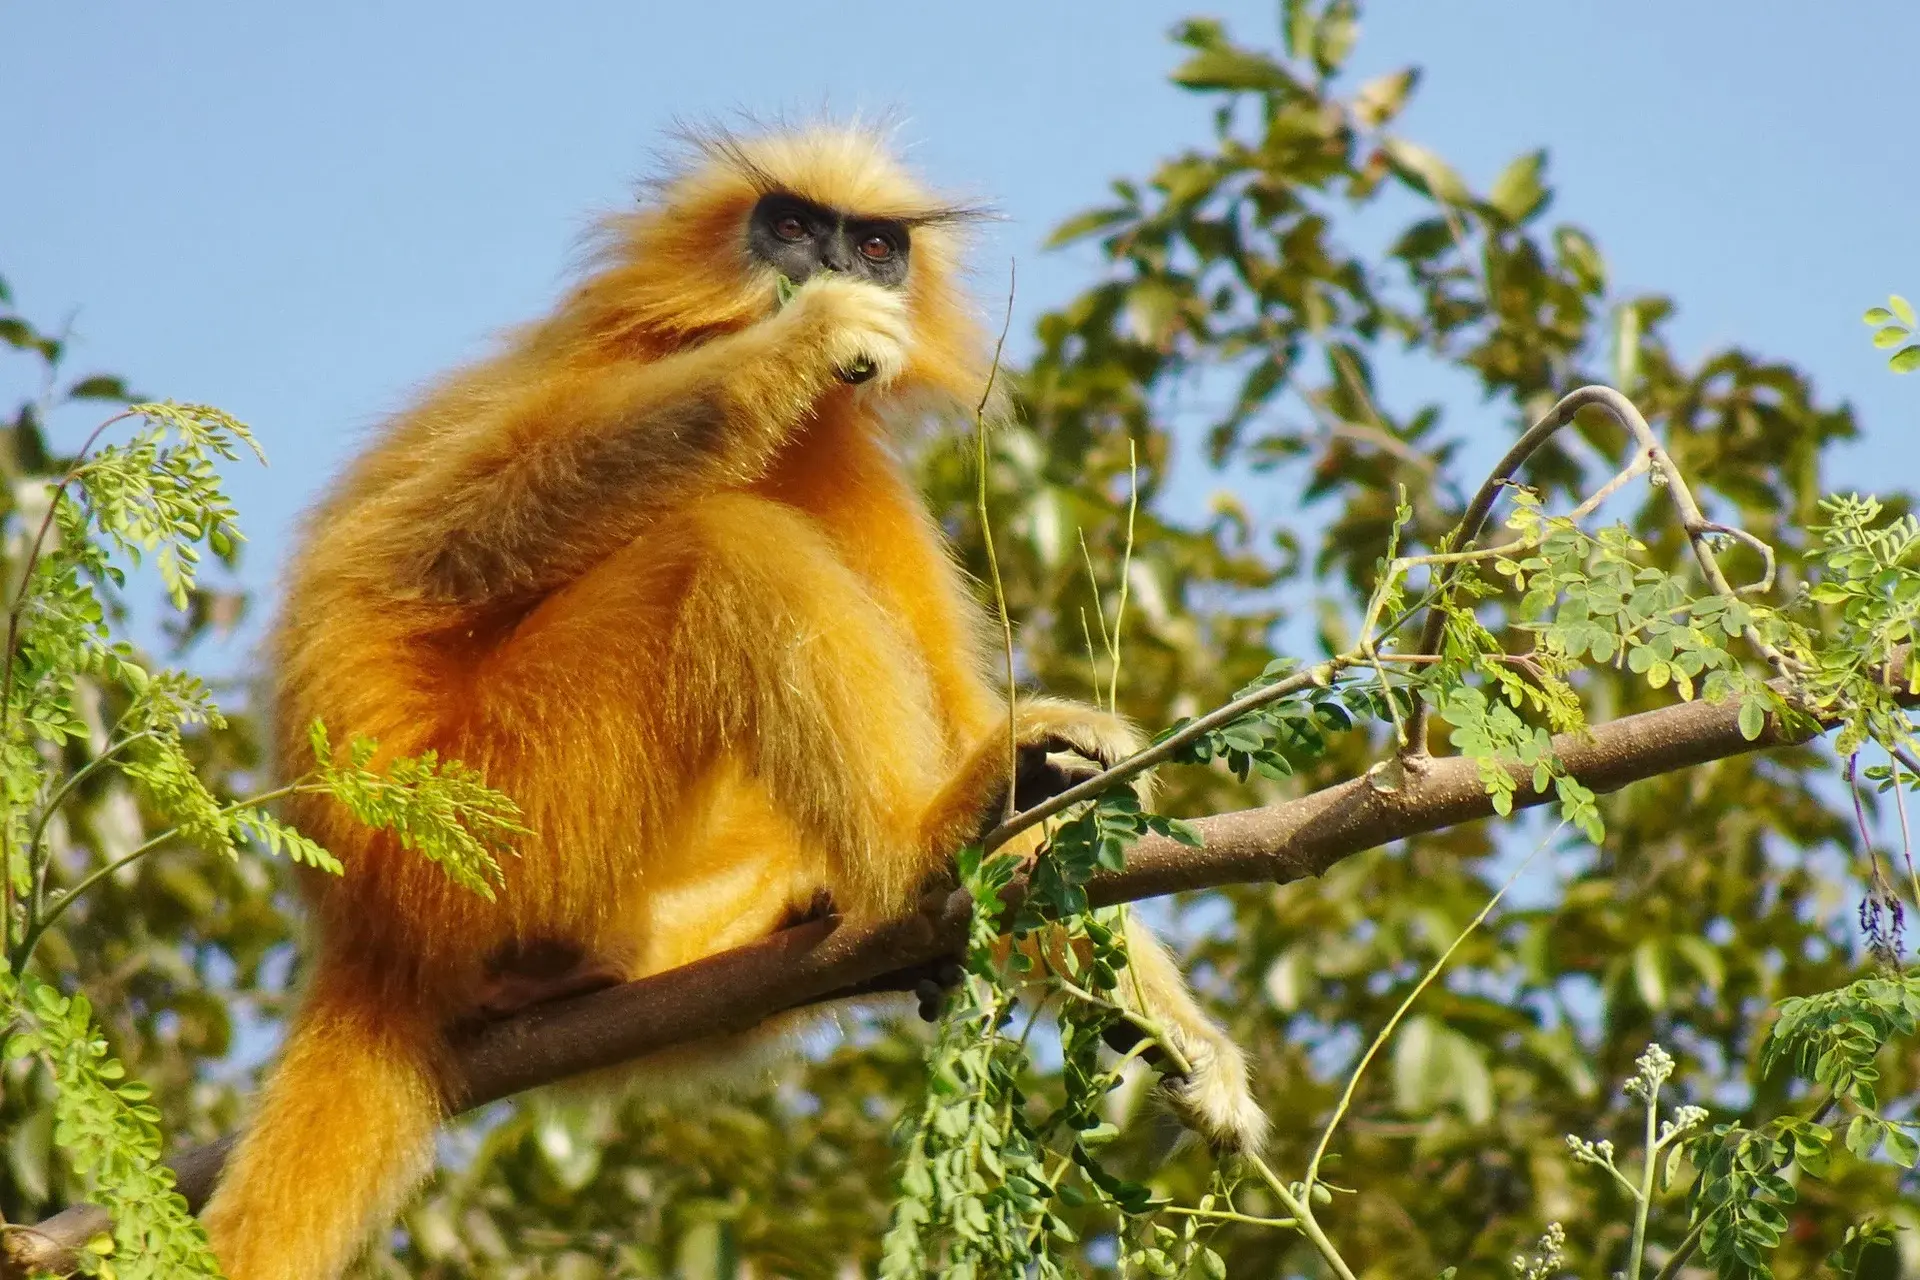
{"left": 857, "top": 235, "right": 894, "bottom": 262}
{"left": 773, "top": 215, "right": 809, "bottom": 242}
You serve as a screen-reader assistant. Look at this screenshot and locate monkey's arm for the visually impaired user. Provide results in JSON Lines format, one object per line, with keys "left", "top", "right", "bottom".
{"left": 366, "top": 277, "right": 910, "bottom": 603}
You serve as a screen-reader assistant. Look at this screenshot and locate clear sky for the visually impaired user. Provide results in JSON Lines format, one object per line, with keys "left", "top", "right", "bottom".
{"left": 5, "top": 2, "right": 1918, "bottom": 666}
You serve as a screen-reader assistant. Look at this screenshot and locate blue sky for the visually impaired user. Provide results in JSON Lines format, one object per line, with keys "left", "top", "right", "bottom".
{"left": 5, "top": 1, "right": 1917, "bottom": 662}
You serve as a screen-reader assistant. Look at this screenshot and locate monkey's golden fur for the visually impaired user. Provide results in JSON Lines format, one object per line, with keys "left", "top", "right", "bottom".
{"left": 202, "top": 127, "right": 1266, "bottom": 1280}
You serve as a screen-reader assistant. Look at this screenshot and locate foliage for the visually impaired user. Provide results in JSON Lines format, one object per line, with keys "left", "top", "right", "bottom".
{"left": 2, "top": 973, "right": 219, "bottom": 1279}
{"left": 7, "top": 2, "right": 1920, "bottom": 1278}
{"left": 1864, "top": 295, "right": 1920, "bottom": 375}
{"left": 365, "top": 4, "right": 1920, "bottom": 1275}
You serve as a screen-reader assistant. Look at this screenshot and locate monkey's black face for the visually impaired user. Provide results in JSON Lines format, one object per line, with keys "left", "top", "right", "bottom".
{"left": 747, "top": 193, "right": 910, "bottom": 290}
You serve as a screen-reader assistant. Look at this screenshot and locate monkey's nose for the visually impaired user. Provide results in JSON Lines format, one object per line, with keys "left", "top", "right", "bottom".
{"left": 821, "top": 245, "right": 853, "bottom": 273}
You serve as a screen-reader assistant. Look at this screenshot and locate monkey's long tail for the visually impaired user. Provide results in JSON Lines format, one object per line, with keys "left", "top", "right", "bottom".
{"left": 201, "top": 960, "right": 446, "bottom": 1280}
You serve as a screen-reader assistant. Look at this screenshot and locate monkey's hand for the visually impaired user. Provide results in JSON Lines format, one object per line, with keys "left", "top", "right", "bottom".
{"left": 774, "top": 275, "right": 912, "bottom": 388}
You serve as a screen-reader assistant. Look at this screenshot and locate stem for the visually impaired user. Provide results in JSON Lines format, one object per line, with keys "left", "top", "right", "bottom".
{"left": 1303, "top": 821, "right": 1560, "bottom": 1198}
{"left": 976, "top": 263, "right": 1019, "bottom": 821}
{"left": 1649, "top": 1216, "right": 1706, "bottom": 1280}
{"left": 1107, "top": 440, "right": 1139, "bottom": 713}
{"left": 979, "top": 566, "right": 1460, "bottom": 852}
{"left": 1050, "top": 973, "right": 1192, "bottom": 1076}
{"left": 1155, "top": 1204, "right": 1298, "bottom": 1230}
{"left": 983, "top": 662, "right": 1339, "bottom": 850}
{"left": 26, "top": 729, "right": 158, "bottom": 916}
{"left": 1402, "top": 385, "right": 1792, "bottom": 756}
{"left": 0, "top": 410, "right": 140, "bottom": 950}
{"left": 1078, "top": 603, "right": 1102, "bottom": 701}
{"left": 983, "top": 577, "right": 1446, "bottom": 851}
{"left": 1889, "top": 749, "right": 1920, "bottom": 909}
{"left": 1627, "top": 1072, "right": 1661, "bottom": 1280}
{"left": 1245, "top": 1153, "right": 1358, "bottom": 1280}
{"left": 1592, "top": 1153, "right": 1643, "bottom": 1201}
{"left": 13, "top": 782, "right": 301, "bottom": 970}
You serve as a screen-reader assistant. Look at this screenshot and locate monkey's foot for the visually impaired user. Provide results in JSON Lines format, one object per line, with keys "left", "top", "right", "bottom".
{"left": 470, "top": 939, "right": 627, "bottom": 1021}
{"left": 1098, "top": 1018, "right": 1268, "bottom": 1153}
{"left": 909, "top": 957, "right": 968, "bottom": 1022}
{"left": 1158, "top": 1036, "right": 1270, "bottom": 1154}
{"left": 778, "top": 886, "right": 838, "bottom": 930}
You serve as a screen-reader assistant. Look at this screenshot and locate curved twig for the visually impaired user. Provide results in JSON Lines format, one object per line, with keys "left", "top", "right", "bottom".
{"left": 1401, "top": 384, "right": 1793, "bottom": 757}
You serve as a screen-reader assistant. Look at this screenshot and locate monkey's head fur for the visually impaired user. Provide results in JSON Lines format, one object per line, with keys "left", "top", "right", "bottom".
{"left": 547, "top": 124, "right": 999, "bottom": 414}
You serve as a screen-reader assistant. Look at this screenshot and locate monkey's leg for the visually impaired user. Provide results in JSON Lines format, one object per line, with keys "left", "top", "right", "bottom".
{"left": 482, "top": 490, "right": 957, "bottom": 945}
{"left": 889, "top": 713, "right": 1269, "bottom": 1151}
{"left": 1101, "top": 912, "right": 1269, "bottom": 1152}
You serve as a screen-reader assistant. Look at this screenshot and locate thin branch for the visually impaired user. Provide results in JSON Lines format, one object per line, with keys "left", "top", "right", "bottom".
{"left": 1302, "top": 819, "right": 1559, "bottom": 1199}
{"left": 13, "top": 783, "right": 301, "bottom": 970}
{"left": 26, "top": 728, "right": 157, "bottom": 917}
{"left": 977, "top": 262, "right": 1019, "bottom": 820}
{"left": 1648, "top": 1216, "right": 1705, "bottom": 1280}
{"left": 1107, "top": 439, "right": 1139, "bottom": 713}
{"left": 1403, "top": 384, "right": 1792, "bottom": 757}
{"left": 15, "top": 649, "right": 1902, "bottom": 1273}
{"left": 0, "top": 410, "right": 140, "bottom": 946}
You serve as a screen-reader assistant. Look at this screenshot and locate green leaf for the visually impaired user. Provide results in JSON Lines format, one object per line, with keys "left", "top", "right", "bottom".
{"left": 1352, "top": 67, "right": 1418, "bottom": 127}
{"left": 0, "top": 316, "right": 36, "bottom": 350}
{"left": 1556, "top": 226, "right": 1607, "bottom": 292}
{"left": 1280, "top": 0, "right": 1312, "bottom": 58}
{"left": 1044, "top": 207, "right": 1134, "bottom": 249}
{"left": 1632, "top": 940, "right": 1668, "bottom": 1011}
{"left": 1890, "top": 294, "right": 1916, "bottom": 326}
{"left": 1885, "top": 1128, "right": 1919, "bottom": 1168}
{"left": 66, "top": 374, "right": 132, "bottom": 401}
{"left": 1738, "top": 696, "right": 1767, "bottom": 741}
{"left": 1890, "top": 345, "right": 1920, "bottom": 374}
{"left": 1169, "top": 47, "right": 1294, "bottom": 93}
{"left": 1381, "top": 138, "right": 1471, "bottom": 204}
{"left": 1871, "top": 325, "right": 1910, "bottom": 349}
{"left": 1487, "top": 150, "right": 1548, "bottom": 223}
{"left": 1845, "top": 1114, "right": 1882, "bottom": 1160}
{"left": 1614, "top": 301, "right": 1644, "bottom": 390}
{"left": 1311, "top": 0, "right": 1357, "bottom": 76}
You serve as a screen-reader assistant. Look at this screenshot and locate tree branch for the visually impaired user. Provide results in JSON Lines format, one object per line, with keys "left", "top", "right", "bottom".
{"left": 10, "top": 658, "right": 1880, "bottom": 1275}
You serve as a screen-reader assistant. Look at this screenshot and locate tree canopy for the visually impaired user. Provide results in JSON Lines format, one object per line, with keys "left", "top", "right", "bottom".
{"left": 2, "top": 4, "right": 1916, "bottom": 1278}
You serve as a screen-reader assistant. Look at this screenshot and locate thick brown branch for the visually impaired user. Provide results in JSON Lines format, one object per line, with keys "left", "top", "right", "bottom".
{"left": 0, "top": 680, "right": 1869, "bottom": 1273}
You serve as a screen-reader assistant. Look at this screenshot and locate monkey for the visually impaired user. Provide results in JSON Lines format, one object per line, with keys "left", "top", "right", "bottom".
{"left": 200, "top": 125, "right": 1267, "bottom": 1280}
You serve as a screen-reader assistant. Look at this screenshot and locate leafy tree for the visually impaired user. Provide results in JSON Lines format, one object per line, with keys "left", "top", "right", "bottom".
{"left": 0, "top": 290, "right": 518, "bottom": 1277}
{"left": 5, "top": 4, "right": 1920, "bottom": 1278}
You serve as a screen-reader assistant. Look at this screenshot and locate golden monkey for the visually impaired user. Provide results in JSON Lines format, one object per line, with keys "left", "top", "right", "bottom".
{"left": 201, "top": 126, "right": 1267, "bottom": 1280}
